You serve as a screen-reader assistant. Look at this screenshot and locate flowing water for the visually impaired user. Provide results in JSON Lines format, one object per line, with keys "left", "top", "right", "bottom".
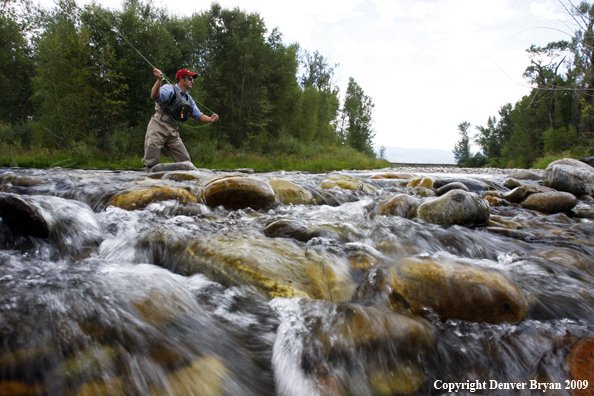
{"left": 0, "top": 167, "right": 593, "bottom": 396}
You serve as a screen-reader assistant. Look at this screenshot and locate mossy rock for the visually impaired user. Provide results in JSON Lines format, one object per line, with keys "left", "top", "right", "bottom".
{"left": 519, "top": 191, "right": 578, "bottom": 214}
{"left": 268, "top": 178, "right": 315, "bottom": 205}
{"left": 181, "top": 232, "right": 356, "bottom": 301}
{"left": 389, "top": 256, "right": 527, "bottom": 324}
{"left": 503, "top": 185, "right": 555, "bottom": 203}
{"left": 406, "top": 177, "right": 434, "bottom": 189}
{"left": 416, "top": 190, "right": 490, "bottom": 226}
{"left": 109, "top": 186, "right": 197, "bottom": 210}
{"left": 202, "top": 176, "right": 275, "bottom": 209}
{"left": 320, "top": 174, "right": 376, "bottom": 193}
{"left": 149, "top": 355, "right": 229, "bottom": 396}
{"left": 374, "top": 194, "right": 419, "bottom": 219}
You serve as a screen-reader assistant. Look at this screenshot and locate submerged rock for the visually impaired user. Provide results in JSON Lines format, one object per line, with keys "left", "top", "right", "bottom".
{"left": 433, "top": 178, "right": 491, "bottom": 193}
{"left": 416, "top": 190, "right": 490, "bottom": 226}
{"left": 373, "top": 194, "right": 419, "bottom": 219}
{"left": 519, "top": 191, "right": 578, "bottom": 214}
{"left": 201, "top": 176, "right": 275, "bottom": 210}
{"left": 109, "top": 186, "right": 197, "bottom": 210}
{"left": 180, "top": 232, "right": 356, "bottom": 301}
{"left": 434, "top": 182, "right": 470, "bottom": 196}
{"left": 406, "top": 177, "right": 434, "bottom": 189}
{"left": 388, "top": 256, "right": 527, "bottom": 324}
{"left": 320, "top": 174, "right": 376, "bottom": 193}
{"left": 0, "top": 193, "right": 50, "bottom": 238}
{"left": 268, "top": 178, "right": 315, "bottom": 205}
{"left": 567, "top": 338, "right": 594, "bottom": 395}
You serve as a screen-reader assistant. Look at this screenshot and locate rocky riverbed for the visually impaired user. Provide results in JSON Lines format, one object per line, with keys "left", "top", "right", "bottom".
{"left": 0, "top": 159, "right": 592, "bottom": 396}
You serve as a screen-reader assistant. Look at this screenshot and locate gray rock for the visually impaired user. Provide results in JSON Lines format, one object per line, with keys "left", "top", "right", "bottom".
{"left": 504, "top": 178, "right": 522, "bottom": 189}
{"left": 150, "top": 161, "right": 197, "bottom": 172}
{"left": 503, "top": 185, "right": 555, "bottom": 203}
{"left": 544, "top": 164, "right": 594, "bottom": 197}
{"left": 507, "top": 170, "right": 543, "bottom": 180}
{"left": 416, "top": 190, "right": 490, "bottom": 226}
{"left": 433, "top": 178, "right": 491, "bottom": 193}
{"left": 373, "top": 194, "right": 420, "bottom": 218}
{"left": 519, "top": 191, "right": 578, "bottom": 214}
{"left": 435, "top": 182, "right": 470, "bottom": 196}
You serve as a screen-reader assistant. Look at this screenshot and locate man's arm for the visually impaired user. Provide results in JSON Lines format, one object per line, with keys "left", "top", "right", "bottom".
{"left": 199, "top": 114, "right": 219, "bottom": 123}
{"left": 150, "top": 68, "right": 164, "bottom": 100}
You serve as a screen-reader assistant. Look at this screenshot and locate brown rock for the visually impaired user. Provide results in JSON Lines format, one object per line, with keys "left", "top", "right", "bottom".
{"left": 109, "top": 186, "right": 197, "bottom": 210}
{"left": 202, "top": 176, "right": 275, "bottom": 209}
{"left": 567, "top": 339, "right": 594, "bottom": 396}
{"left": 389, "top": 256, "right": 527, "bottom": 324}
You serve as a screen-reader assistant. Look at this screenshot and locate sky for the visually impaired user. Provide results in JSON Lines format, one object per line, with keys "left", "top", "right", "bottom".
{"left": 38, "top": 0, "right": 579, "bottom": 151}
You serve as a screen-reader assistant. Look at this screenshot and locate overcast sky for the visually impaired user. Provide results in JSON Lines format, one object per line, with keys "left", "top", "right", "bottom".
{"left": 38, "top": 0, "right": 579, "bottom": 151}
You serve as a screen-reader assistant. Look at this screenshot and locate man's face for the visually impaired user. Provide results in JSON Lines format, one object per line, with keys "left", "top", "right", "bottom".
{"left": 179, "top": 75, "right": 194, "bottom": 91}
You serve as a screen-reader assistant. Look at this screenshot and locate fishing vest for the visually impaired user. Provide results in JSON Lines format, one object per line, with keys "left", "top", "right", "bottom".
{"left": 158, "top": 85, "right": 192, "bottom": 123}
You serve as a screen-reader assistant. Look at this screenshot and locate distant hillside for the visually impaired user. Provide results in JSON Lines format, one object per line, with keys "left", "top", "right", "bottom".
{"left": 376, "top": 146, "right": 456, "bottom": 164}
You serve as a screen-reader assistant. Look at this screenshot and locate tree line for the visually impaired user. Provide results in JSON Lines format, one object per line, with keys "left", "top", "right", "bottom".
{"left": 454, "top": 0, "right": 594, "bottom": 168}
{"left": 0, "top": 0, "right": 377, "bottom": 163}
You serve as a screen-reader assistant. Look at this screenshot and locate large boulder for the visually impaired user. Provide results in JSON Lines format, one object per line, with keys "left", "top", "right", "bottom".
{"left": 201, "top": 176, "right": 275, "bottom": 209}
{"left": 268, "top": 178, "right": 315, "bottom": 205}
{"left": 389, "top": 256, "right": 527, "bottom": 324}
{"left": 416, "top": 190, "right": 490, "bottom": 226}
{"left": 519, "top": 191, "right": 578, "bottom": 214}
{"left": 544, "top": 159, "right": 594, "bottom": 196}
{"left": 109, "top": 186, "right": 197, "bottom": 211}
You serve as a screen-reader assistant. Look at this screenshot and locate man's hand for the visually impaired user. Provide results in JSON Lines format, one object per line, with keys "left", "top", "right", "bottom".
{"left": 153, "top": 68, "right": 164, "bottom": 80}
{"left": 211, "top": 114, "right": 219, "bottom": 122}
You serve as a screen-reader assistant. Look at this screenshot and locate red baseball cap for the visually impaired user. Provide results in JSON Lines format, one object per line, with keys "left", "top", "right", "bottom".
{"left": 175, "top": 69, "right": 198, "bottom": 80}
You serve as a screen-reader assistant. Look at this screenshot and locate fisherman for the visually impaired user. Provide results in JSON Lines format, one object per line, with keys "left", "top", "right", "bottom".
{"left": 143, "top": 67, "right": 219, "bottom": 171}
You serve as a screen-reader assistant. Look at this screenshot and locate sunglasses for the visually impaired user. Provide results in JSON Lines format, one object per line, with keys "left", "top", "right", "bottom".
{"left": 184, "top": 76, "right": 194, "bottom": 81}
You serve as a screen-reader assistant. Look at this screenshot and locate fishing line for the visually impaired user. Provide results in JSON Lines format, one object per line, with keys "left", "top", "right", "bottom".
{"left": 93, "top": 8, "right": 216, "bottom": 127}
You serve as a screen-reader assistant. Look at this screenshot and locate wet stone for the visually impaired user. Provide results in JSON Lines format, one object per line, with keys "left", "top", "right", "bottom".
{"left": 373, "top": 194, "right": 419, "bottom": 219}
{"left": 320, "top": 174, "right": 376, "bottom": 193}
{"left": 503, "top": 184, "right": 555, "bottom": 203}
{"left": 406, "top": 177, "right": 434, "bottom": 189}
{"left": 202, "top": 176, "right": 275, "bottom": 210}
{"left": 389, "top": 255, "right": 528, "bottom": 324}
{"left": 435, "top": 182, "right": 470, "bottom": 196}
{"left": 150, "top": 161, "right": 197, "bottom": 172}
{"left": 109, "top": 186, "right": 197, "bottom": 210}
{"left": 519, "top": 191, "right": 578, "bottom": 214}
{"left": 567, "top": 339, "right": 594, "bottom": 396}
{"left": 0, "top": 193, "right": 50, "bottom": 238}
{"left": 268, "top": 178, "right": 315, "bottom": 205}
{"left": 416, "top": 189, "right": 490, "bottom": 226}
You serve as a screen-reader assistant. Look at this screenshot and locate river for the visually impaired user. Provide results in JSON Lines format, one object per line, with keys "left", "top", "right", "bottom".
{"left": 0, "top": 166, "right": 592, "bottom": 396}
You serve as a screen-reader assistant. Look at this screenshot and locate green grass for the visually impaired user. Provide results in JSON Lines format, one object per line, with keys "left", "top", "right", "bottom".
{"left": 0, "top": 147, "right": 390, "bottom": 172}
